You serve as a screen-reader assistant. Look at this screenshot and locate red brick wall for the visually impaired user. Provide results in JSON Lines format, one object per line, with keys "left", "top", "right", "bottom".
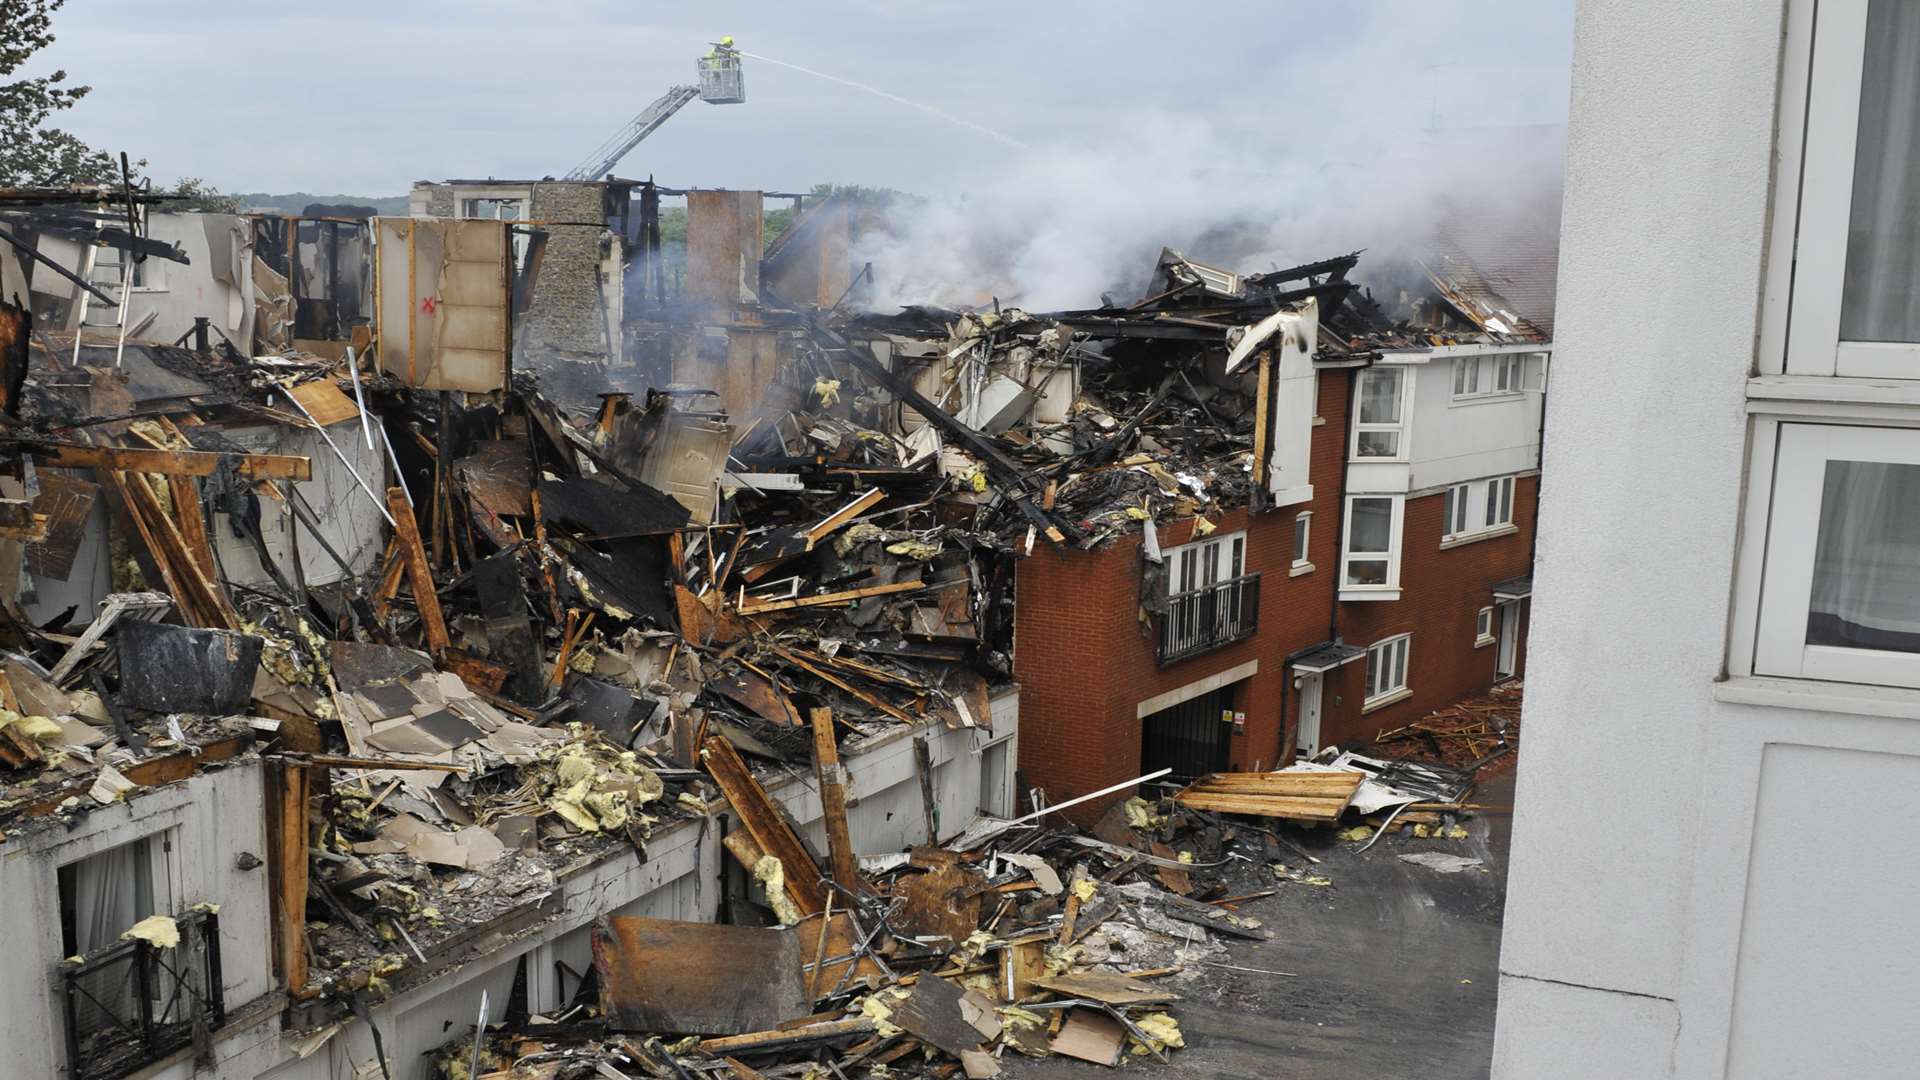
{"left": 1324, "top": 473, "right": 1538, "bottom": 746}
{"left": 1012, "top": 373, "right": 1351, "bottom": 823}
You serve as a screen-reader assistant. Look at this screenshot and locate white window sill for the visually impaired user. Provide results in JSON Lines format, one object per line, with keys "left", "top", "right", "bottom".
{"left": 1713, "top": 675, "right": 1920, "bottom": 721}
{"left": 1289, "top": 561, "right": 1315, "bottom": 578}
{"left": 1439, "top": 522, "right": 1519, "bottom": 550}
{"left": 1361, "top": 687, "right": 1413, "bottom": 714}
{"left": 1474, "top": 635, "right": 1496, "bottom": 648}
{"left": 1339, "top": 587, "right": 1401, "bottom": 602}
{"left": 1312, "top": 415, "right": 1326, "bottom": 427}
{"left": 1449, "top": 392, "right": 1526, "bottom": 407}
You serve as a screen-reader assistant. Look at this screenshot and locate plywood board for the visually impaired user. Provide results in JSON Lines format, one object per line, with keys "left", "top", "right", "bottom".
{"left": 374, "top": 217, "right": 509, "bottom": 392}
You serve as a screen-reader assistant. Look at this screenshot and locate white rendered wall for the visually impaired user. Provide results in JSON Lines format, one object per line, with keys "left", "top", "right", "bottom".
{"left": 0, "top": 760, "right": 275, "bottom": 1079}
{"left": 1480, "top": 1, "right": 1920, "bottom": 1077}
{"left": 228, "top": 696, "right": 1016, "bottom": 1079}
{"left": 1406, "top": 350, "right": 1544, "bottom": 493}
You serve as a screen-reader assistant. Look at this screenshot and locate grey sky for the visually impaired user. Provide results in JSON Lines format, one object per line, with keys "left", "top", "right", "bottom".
{"left": 39, "top": 1, "right": 1574, "bottom": 199}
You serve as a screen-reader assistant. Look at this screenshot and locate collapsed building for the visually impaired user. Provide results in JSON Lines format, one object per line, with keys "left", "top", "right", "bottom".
{"left": 0, "top": 178, "right": 1546, "bottom": 1078}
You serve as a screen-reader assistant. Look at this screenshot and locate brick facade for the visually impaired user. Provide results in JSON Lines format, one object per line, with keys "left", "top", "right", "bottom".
{"left": 1013, "top": 373, "right": 1350, "bottom": 823}
{"left": 1321, "top": 474, "right": 1536, "bottom": 747}
{"left": 1014, "top": 367, "right": 1537, "bottom": 823}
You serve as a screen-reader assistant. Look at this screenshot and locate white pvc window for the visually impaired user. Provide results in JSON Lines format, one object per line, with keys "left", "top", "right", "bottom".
{"left": 1443, "top": 484, "right": 1471, "bottom": 538}
{"left": 1476, "top": 606, "right": 1496, "bottom": 645}
{"left": 1786, "top": 0, "right": 1920, "bottom": 377}
{"left": 1342, "top": 495, "right": 1403, "bottom": 590}
{"left": 1442, "top": 476, "right": 1516, "bottom": 541}
{"left": 1292, "top": 512, "right": 1312, "bottom": 567}
{"left": 1167, "top": 531, "right": 1246, "bottom": 598}
{"left": 1754, "top": 423, "right": 1920, "bottom": 687}
{"left": 1451, "top": 352, "right": 1528, "bottom": 400}
{"left": 1485, "top": 476, "right": 1515, "bottom": 529}
{"left": 1366, "top": 634, "right": 1411, "bottom": 703}
{"left": 1353, "top": 366, "right": 1407, "bottom": 458}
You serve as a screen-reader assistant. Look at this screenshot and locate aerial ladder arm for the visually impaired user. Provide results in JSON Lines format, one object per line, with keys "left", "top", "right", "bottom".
{"left": 564, "top": 84, "right": 703, "bottom": 181}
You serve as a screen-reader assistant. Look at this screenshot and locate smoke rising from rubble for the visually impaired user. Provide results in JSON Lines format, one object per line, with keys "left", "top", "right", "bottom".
{"left": 851, "top": 118, "right": 1565, "bottom": 313}
{"left": 864, "top": 114, "right": 1566, "bottom": 311}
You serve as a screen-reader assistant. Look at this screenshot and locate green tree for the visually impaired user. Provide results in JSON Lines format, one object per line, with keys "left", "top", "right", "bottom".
{"left": 166, "top": 177, "right": 242, "bottom": 214}
{"left": 0, "top": 0, "right": 120, "bottom": 186}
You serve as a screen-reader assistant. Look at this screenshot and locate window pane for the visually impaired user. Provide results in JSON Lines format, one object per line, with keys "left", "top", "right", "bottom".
{"left": 1806, "top": 459, "right": 1920, "bottom": 652}
{"left": 1358, "top": 368, "right": 1402, "bottom": 424}
{"left": 1349, "top": 499, "right": 1391, "bottom": 553}
{"left": 1393, "top": 640, "right": 1408, "bottom": 687}
{"left": 1347, "top": 559, "right": 1389, "bottom": 586}
{"left": 1500, "top": 478, "right": 1514, "bottom": 523}
{"left": 1356, "top": 431, "right": 1399, "bottom": 457}
{"left": 1293, "top": 517, "right": 1309, "bottom": 562}
{"left": 1840, "top": 0, "right": 1920, "bottom": 343}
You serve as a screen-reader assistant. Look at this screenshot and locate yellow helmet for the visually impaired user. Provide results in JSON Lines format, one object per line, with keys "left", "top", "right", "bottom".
{"left": 720, "top": 35, "right": 735, "bottom": 46}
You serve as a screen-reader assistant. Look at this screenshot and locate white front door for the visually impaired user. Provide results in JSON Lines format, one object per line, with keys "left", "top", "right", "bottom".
{"left": 1296, "top": 672, "right": 1324, "bottom": 755}
{"left": 1496, "top": 601, "right": 1520, "bottom": 680}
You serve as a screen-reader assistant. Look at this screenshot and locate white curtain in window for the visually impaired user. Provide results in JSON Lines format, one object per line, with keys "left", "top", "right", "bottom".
{"left": 1359, "top": 369, "right": 1400, "bottom": 423}
{"left": 71, "top": 838, "right": 154, "bottom": 955}
{"left": 1841, "top": 0, "right": 1920, "bottom": 342}
{"left": 67, "top": 838, "right": 156, "bottom": 1034}
{"left": 1808, "top": 460, "right": 1920, "bottom": 650}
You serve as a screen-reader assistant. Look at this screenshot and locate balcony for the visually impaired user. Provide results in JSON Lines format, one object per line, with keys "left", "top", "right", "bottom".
{"left": 62, "top": 910, "right": 225, "bottom": 1080}
{"left": 1158, "top": 573, "right": 1261, "bottom": 665}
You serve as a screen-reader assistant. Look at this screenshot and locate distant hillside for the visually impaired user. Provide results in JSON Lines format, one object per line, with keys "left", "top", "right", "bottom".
{"left": 234, "top": 192, "right": 408, "bottom": 215}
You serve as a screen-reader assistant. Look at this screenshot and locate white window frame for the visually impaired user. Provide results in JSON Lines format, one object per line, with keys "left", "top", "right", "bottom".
{"left": 1728, "top": 0, "right": 1920, "bottom": 717}
{"left": 1290, "top": 511, "right": 1313, "bottom": 574}
{"left": 1365, "top": 633, "right": 1411, "bottom": 706}
{"left": 1484, "top": 475, "right": 1515, "bottom": 529}
{"left": 1768, "top": 0, "right": 1920, "bottom": 378}
{"left": 1748, "top": 423, "right": 1920, "bottom": 688}
{"left": 1340, "top": 494, "right": 1403, "bottom": 599}
{"left": 1450, "top": 352, "right": 1530, "bottom": 401}
{"left": 1165, "top": 530, "right": 1247, "bottom": 598}
{"left": 1475, "top": 606, "right": 1496, "bottom": 647}
{"left": 1351, "top": 365, "right": 1411, "bottom": 461}
{"left": 1441, "top": 475, "right": 1518, "bottom": 544}
{"left": 1443, "top": 483, "right": 1471, "bottom": 538}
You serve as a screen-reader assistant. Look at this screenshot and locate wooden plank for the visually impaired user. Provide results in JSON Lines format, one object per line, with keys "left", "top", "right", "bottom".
{"left": 770, "top": 644, "right": 918, "bottom": 724}
{"left": 694, "top": 1018, "right": 875, "bottom": 1056}
{"left": 387, "top": 486, "right": 450, "bottom": 653}
{"left": 810, "top": 708, "right": 861, "bottom": 890}
{"left": 166, "top": 474, "right": 218, "bottom": 583}
{"left": 36, "top": 443, "right": 313, "bottom": 480}
{"left": 913, "top": 736, "right": 938, "bottom": 844}
{"left": 737, "top": 578, "right": 925, "bottom": 615}
{"left": 1250, "top": 346, "right": 1273, "bottom": 488}
{"left": 277, "top": 753, "right": 470, "bottom": 774}
{"left": 702, "top": 735, "right": 825, "bottom": 916}
{"left": 803, "top": 487, "right": 884, "bottom": 551}
{"left": 265, "top": 760, "right": 312, "bottom": 993}
{"left": 117, "top": 470, "right": 239, "bottom": 629}
{"left": 370, "top": 536, "right": 406, "bottom": 621}
{"left": 287, "top": 378, "right": 360, "bottom": 428}
{"left": 1172, "top": 792, "right": 1353, "bottom": 820}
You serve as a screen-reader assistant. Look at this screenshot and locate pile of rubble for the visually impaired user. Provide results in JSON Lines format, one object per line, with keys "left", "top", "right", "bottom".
{"left": 0, "top": 183, "right": 1523, "bottom": 1077}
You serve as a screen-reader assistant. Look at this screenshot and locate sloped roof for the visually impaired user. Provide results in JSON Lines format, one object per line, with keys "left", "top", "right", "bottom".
{"left": 1427, "top": 200, "right": 1562, "bottom": 339}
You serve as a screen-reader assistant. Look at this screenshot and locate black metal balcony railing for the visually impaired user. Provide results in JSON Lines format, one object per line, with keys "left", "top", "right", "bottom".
{"left": 62, "top": 910, "right": 224, "bottom": 1080}
{"left": 1158, "top": 573, "right": 1260, "bottom": 664}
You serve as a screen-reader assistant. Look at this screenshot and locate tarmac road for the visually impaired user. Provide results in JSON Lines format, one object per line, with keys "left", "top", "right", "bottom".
{"left": 1008, "top": 770, "right": 1515, "bottom": 1080}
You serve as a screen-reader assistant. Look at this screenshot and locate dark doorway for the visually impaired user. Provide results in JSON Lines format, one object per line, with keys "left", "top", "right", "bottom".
{"left": 1141, "top": 683, "right": 1237, "bottom": 783}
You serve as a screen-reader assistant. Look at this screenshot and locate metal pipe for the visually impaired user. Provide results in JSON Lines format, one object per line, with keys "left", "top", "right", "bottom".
{"left": 377, "top": 420, "right": 413, "bottom": 508}
{"left": 346, "top": 345, "right": 374, "bottom": 449}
